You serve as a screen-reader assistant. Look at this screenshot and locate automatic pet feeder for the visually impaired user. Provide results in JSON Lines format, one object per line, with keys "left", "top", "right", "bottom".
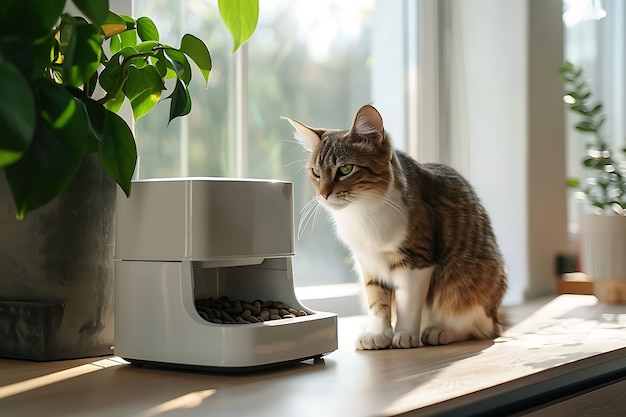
{"left": 113, "top": 177, "right": 338, "bottom": 370}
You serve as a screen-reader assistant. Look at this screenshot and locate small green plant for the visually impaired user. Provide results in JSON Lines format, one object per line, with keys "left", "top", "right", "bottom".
{"left": 558, "top": 61, "right": 626, "bottom": 215}
{"left": 0, "top": 0, "right": 258, "bottom": 219}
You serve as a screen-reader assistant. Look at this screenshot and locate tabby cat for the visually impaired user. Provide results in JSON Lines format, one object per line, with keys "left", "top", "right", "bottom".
{"left": 285, "top": 104, "right": 507, "bottom": 350}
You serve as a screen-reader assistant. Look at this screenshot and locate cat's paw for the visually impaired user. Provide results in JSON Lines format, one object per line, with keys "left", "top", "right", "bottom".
{"left": 421, "top": 326, "right": 451, "bottom": 346}
{"left": 355, "top": 331, "right": 392, "bottom": 350}
{"left": 391, "top": 331, "right": 421, "bottom": 349}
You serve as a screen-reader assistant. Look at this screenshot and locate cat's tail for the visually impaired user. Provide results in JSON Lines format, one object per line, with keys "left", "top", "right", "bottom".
{"left": 494, "top": 309, "right": 509, "bottom": 336}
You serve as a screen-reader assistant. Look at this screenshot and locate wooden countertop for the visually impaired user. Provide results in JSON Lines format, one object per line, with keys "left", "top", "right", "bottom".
{"left": 1, "top": 295, "right": 625, "bottom": 417}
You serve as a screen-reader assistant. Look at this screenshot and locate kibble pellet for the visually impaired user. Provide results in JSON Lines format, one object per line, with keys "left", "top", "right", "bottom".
{"left": 195, "top": 296, "right": 308, "bottom": 324}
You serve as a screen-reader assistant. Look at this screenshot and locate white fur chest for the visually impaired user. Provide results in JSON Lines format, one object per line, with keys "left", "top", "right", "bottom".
{"left": 328, "top": 189, "right": 408, "bottom": 280}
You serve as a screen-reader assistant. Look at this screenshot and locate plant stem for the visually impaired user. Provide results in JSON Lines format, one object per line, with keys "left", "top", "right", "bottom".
{"left": 97, "top": 49, "right": 161, "bottom": 105}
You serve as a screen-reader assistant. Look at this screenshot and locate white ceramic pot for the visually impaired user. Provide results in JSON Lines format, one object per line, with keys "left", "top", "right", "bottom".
{"left": 579, "top": 214, "right": 626, "bottom": 304}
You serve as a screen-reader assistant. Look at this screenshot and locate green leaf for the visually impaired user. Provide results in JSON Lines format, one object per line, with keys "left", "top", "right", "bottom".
{"left": 557, "top": 61, "right": 574, "bottom": 74}
{"left": 167, "top": 79, "right": 192, "bottom": 123}
{"left": 131, "top": 41, "right": 159, "bottom": 70}
{"left": 72, "top": 0, "right": 109, "bottom": 26}
{"left": 0, "top": 36, "right": 34, "bottom": 81}
{"left": 61, "top": 19, "right": 104, "bottom": 87}
{"left": 135, "top": 41, "right": 159, "bottom": 53}
{"left": 103, "top": 91, "right": 125, "bottom": 113}
{"left": 180, "top": 34, "right": 212, "bottom": 84}
{"left": 154, "top": 49, "right": 178, "bottom": 79}
{"left": 4, "top": 81, "right": 87, "bottom": 219}
{"left": 99, "top": 46, "right": 138, "bottom": 93}
{"left": 120, "top": 15, "right": 136, "bottom": 27}
{"left": 164, "top": 48, "right": 192, "bottom": 85}
{"left": 0, "top": 61, "right": 36, "bottom": 166}
{"left": 84, "top": 71, "right": 98, "bottom": 97}
{"left": 122, "top": 66, "right": 163, "bottom": 120}
{"left": 0, "top": 0, "right": 65, "bottom": 38}
{"left": 218, "top": 0, "right": 259, "bottom": 53}
{"left": 136, "top": 16, "right": 159, "bottom": 42}
{"left": 566, "top": 178, "right": 580, "bottom": 187}
{"left": 119, "top": 28, "right": 138, "bottom": 48}
{"left": 110, "top": 34, "right": 122, "bottom": 54}
{"left": 152, "top": 50, "right": 169, "bottom": 77}
{"left": 97, "top": 110, "right": 137, "bottom": 196}
{"left": 575, "top": 121, "right": 595, "bottom": 132}
{"left": 103, "top": 11, "right": 128, "bottom": 26}
{"left": 570, "top": 104, "right": 590, "bottom": 114}
{"left": 99, "top": 53, "right": 124, "bottom": 93}
{"left": 591, "top": 104, "right": 603, "bottom": 114}
{"left": 80, "top": 96, "right": 107, "bottom": 146}
{"left": 583, "top": 158, "right": 600, "bottom": 168}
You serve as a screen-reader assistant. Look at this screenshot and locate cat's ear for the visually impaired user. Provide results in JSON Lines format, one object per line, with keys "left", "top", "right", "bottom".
{"left": 351, "top": 104, "right": 384, "bottom": 143}
{"left": 282, "top": 117, "right": 322, "bottom": 152}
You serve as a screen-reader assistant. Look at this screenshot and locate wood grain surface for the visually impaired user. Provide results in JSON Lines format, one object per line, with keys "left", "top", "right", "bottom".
{"left": 0, "top": 295, "right": 624, "bottom": 417}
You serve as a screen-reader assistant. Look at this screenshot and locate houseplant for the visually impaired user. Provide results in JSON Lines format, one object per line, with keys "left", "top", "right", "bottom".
{"left": 559, "top": 61, "right": 626, "bottom": 303}
{"left": 0, "top": 0, "right": 259, "bottom": 360}
{"left": 0, "top": 0, "right": 258, "bottom": 219}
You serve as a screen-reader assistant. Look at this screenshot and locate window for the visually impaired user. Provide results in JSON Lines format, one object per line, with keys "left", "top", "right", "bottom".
{"left": 121, "top": 0, "right": 578, "bottom": 309}
{"left": 563, "top": 0, "right": 626, "bottom": 227}
{"left": 132, "top": 0, "right": 415, "bottom": 313}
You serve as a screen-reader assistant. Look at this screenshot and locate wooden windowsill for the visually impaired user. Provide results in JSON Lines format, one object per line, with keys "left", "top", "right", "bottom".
{"left": 1, "top": 295, "right": 625, "bottom": 416}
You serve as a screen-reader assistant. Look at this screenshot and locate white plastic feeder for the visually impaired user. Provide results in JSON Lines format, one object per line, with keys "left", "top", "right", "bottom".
{"left": 113, "top": 178, "right": 338, "bottom": 370}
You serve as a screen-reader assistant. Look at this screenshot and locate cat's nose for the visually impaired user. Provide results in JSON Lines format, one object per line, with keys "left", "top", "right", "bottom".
{"left": 320, "top": 187, "right": 332, "bottom": 199}
{"left": 320, "top": 184, "right": 332, "bottom": 200}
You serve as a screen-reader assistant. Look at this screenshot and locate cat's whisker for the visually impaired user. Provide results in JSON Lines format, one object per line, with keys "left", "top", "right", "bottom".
{"left": 298, "top": 199, "right": 316, "bottom": 230}
{"left": 294, "top": 165, "right": 308, "bottom": 178}
{"left": 380, "top": 195, "right": 404, "bottom": 212}
{"left": 311, "top": 200, "right": 324, "bottom": 233}
{"left": 376, "top": 195, "right": 406, "bottom": 219}
{"left": 355, "top": 193, "right": 407, "bottom": 224}
{"left": 283, "top": 158, "right": 308, "bottom": 168}
{"left": 283, "top": 158, "right": 309, "bottom": 177}
{"left": 346, "top": 196, "right": 384, "bottom": 241}
{"left": 297, "top": 201, "right": 313, "bottom": 239}
{"left": 285, "top": 138, "right": 305, "bottom": 147}
{"left": 357, "top": 192, "right": 403, "bottom": 212}
{"left": 285, "top": 140, "right": 317, "bottom": 157}
{"left": 298, "top": 198, "right": 320, "bottom": 239}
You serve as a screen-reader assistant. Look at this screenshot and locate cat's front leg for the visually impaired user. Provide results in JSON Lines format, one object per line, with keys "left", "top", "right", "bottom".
{"left": 392, "top": 266, "right": 434, "bottom": 348}
{"left": 356, "top": 271, "right": 393, "bottom": 350}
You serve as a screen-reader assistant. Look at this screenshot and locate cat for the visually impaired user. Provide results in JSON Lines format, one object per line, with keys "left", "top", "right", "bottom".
{"left": 285, "top": 104, "right": 507, "bottom": 350}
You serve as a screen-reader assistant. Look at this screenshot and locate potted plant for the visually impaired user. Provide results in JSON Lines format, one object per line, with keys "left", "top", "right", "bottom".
{"left": 0, "top": 0, "right": 259, "bottom": 360}
{"left": 559, "top": 61, "right": 626, "bottom": 304}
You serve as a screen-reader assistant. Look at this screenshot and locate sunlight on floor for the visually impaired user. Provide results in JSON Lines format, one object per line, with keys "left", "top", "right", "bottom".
{"left": 0, "top": 357, "right": 124, "bottom": 400}
{"left": 137, "top": 390, "right": 217, "bottom": 417}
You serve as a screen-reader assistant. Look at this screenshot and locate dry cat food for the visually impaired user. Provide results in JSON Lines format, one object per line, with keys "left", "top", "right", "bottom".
{"left": 195, "top": 296, "right": 308, "bottom": 324}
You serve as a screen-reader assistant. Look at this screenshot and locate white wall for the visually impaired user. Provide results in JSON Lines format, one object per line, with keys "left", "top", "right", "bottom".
{"left": 446, "top": 0, "right": 569, "bottom": 304}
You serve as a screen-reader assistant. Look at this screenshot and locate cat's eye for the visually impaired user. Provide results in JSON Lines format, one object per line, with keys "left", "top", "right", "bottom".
{"left": 311, "top": 167, "right": 321, "bottom": 178}
{"left": 338, "top": 164, "right": 353, "bottom": 176}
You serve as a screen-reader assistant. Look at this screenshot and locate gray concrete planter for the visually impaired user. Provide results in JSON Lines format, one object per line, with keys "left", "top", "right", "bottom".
{"left": 0, "top": 155, "right": 115, "bottom": 360}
